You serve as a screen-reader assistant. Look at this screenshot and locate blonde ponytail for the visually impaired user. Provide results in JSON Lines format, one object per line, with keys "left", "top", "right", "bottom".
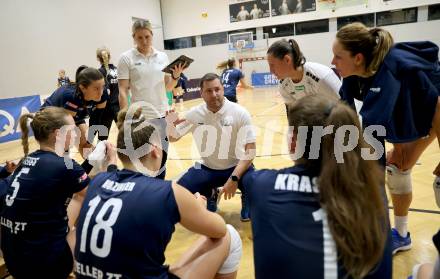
{"left": 288, "top": 94, "right": 387, "bottom": 278}
{"left": 367, "top": 27, "right": 394, "bottom": 75}
{"left": 19, "top": 114, "right": 34, "bottom": 156}
{"left": 336, "top": 23, "right": 394, "bottom": 76}
{"left": 18, "top": 107, "right": 70, "bottom": 156}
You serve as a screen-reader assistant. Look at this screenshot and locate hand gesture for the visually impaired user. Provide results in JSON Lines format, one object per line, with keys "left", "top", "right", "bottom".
{"left": 170, "top": 63, "right": 186, "bottom": 80}
{"left": 194, "top": 192, "right": 207, "bottom": 208}
{"left": 104, "top": 141, "right": 117, "bottom": 166}
{"left": 222, "top": 179, "right": 238, "bottom": 200}
{"left": 165, "top": 110, "right": 185, "bottom": 126}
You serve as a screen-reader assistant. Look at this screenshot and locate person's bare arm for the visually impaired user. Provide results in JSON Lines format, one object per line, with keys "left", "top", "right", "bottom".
{"left": 78, "top": 123, "right": 93, "bottom": 159}
{"left": 239, "top": 77, "right": 253, "bottom": 89}
{"left": 222, "top": 142, "right": 256, "bottom": 199}
{"left": 165, "top": 110, "right": 191, "bottom": 142}
{"left": 118, "top": 79, "right": 130, "bottom": 110}
{"left": 165, "top": 64, "right": 186, "bottom": 91}
{"left": 172, "top": 183, "right": 226, "bottom": 238}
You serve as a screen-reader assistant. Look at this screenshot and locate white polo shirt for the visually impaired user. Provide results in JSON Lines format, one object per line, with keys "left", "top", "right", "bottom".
{"left": 118, "top": 47, "right": 169, "bottom": 119}
{"left": 176, "top": 99, "right": 256, "bottom": 170}
{"left": 279, "top": 62, "right": 341, "bottom": 104}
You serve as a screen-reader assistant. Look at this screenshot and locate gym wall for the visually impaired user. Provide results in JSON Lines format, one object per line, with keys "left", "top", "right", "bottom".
{"left": 0, "top": 0, "right": 163, "bottom": 98}
{"left": 161, "top": 0, "right": 440, "bottom": 80}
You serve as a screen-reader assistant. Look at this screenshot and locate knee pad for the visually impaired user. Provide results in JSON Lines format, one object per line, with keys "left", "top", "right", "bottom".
{"left": 434, "top": 176, "right": 440, "bottom": 208}
{"left": 218, "top": 224, "right": 242, "bottom": 275}
{"left": 386, "top": 164, "right": 412, "bottom": 195}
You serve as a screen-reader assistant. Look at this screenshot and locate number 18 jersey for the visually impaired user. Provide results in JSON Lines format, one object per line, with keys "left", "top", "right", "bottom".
{"left": 75, "top": 169, "right": 180, "bottom": 279}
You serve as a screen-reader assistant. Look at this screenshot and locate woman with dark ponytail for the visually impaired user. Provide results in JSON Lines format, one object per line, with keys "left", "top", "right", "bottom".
{"left": 332, "top": 22, "right": 440, "bottom": 255}
{"left": 243, "top": 94, "right": 391, "bottom": 278}
{"left": 267, "top": 38, "right": 341, "bottom": 110}
{"left": 42, "top": 65, "right": 108, "bottom": 158}
{"left": 0, "top": 107, "right": 98, "bottom": 278}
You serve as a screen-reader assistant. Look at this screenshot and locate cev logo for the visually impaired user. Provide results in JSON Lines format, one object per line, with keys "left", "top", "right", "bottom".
{"left": 0, "top": 107, "right": 31, "bottom": 138}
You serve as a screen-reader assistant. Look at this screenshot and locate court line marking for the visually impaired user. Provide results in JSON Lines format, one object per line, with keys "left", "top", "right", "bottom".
{"left": 389, "top": 206, "right": 440, "bottom": 215}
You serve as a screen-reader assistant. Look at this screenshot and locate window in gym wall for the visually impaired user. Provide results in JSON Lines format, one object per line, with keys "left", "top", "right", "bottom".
{"left": 164, "top": 36, "right": 196, "bottom": 50}
{"left": 295, "top": 19, "right": 329, "bottom": 35}
{"left": 201, "top": 32, "right": 228, "bottom": 46}
{"left": 337, "top": 13, "right": 375, "bottom": 30}
{"left": 263, "top": 23, "right": 295, "bottom": 38}
{"left": 228, "top": 28, "right": 257, "bottom": 41}
{"left": 376, "top": 7, "right": 417, "bottom": 27}
{"left": 428, "top": 4, "right": 440, "bottom": 21}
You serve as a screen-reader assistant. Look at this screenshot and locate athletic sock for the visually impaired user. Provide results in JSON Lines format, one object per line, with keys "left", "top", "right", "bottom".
{"left": 394, "top": 215, "right": 408, "bottom": 237}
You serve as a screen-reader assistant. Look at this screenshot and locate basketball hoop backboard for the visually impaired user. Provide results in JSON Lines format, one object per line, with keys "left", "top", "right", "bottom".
{"left": 235, "top": 40, "right": 246, "bottom": 52}
{"left": 229, "top": 32, "right": 254, "bottom": 50}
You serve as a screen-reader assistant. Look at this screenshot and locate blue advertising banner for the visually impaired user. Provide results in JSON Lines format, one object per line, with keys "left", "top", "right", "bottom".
{"left": 0, "top": 95, "right": 41, "bottom": 143}
{"left": 251, "top": 72, "right": 279, "bottom": 87}
{"left": 182, "top": 78, "right": 202, "bottom": 101}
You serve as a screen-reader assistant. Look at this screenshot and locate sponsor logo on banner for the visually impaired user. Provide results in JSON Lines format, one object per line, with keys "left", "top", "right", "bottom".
{"left": 0, "top": 95, "right": 41, "bottom": 143}
{"left": 252, "top": 73, "right": 279, "bottom": 86}
{"left": 183, "top": 78, "right": 202, "bottom": 101}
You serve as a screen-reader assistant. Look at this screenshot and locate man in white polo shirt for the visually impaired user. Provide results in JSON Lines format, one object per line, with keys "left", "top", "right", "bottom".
{"left": 118, "top": 19, "right": 184, "bottom": 179}
{"left": 167, "top": 73, "right": 256, "bottom": 221}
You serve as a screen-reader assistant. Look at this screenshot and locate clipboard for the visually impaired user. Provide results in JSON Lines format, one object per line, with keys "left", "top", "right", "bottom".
{"left": 162, "top": 55, "right": 193, "bottom": 74}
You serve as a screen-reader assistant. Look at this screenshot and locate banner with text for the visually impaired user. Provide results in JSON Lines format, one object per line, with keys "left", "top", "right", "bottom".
{"left": 252, "top": 73, "right": 279, "bottom": 87}
{"left": 0, "top": 95, "right": 41, "bottom": 143}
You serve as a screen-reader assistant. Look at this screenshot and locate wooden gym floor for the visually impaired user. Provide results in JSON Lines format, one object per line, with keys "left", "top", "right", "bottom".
{"left": 0, "top": 87, "right": 438, "bottom": 278}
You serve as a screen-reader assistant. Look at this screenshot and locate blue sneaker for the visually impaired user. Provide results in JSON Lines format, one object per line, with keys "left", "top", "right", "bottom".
{"left": 207, "top": 188, "right": 220, "bottom": 212}
{"left": 240, "top": 191, "right": 250, "bottom": 222}
{"left": 391, "top": 228, "right": 411, "bottom": 255}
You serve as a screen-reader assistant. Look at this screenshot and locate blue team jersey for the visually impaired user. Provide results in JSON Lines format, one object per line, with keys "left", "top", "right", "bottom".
{"left": 0, "top": 166, "right": 11, "bottom": 179}
{"left": 221, "top": 68, "right": 244, "bottom": 97}
{"left": 42, "top": 85, "right": 109, "bottom": 124}
{"left": 0, "top": 150, "right": 89, "bottom": 270}
{"left": 0, "top": 171, "right": 10, "bottom": 209}
{"left": 175, "top": 73, "right": 188, "bottom": 91}
{"left": 99, "top": 64, "right": 119, "bottom": 106}
{"left": 340, "top": 42, "right": 440, "bottom": 144}
{"left": 75, "top": 169, "right": 180, "bottom": 279}
{"left": 243, "top": 165, "right": 391, "bottom": 279}
{"left": 58, "top": 76, "right": 71, "bottom": 87}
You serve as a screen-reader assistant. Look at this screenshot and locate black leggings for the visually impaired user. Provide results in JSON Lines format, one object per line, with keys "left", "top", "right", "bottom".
{"left": 88, "top": 104, "right": 119, "bottom": 142}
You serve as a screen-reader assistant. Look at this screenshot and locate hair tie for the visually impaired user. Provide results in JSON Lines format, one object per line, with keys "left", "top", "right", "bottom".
{"left": 370, "top": 29, "right": 380, "bottom": 44}
{"left": 26, "top": 115, "right": 34, "bottom": 130}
